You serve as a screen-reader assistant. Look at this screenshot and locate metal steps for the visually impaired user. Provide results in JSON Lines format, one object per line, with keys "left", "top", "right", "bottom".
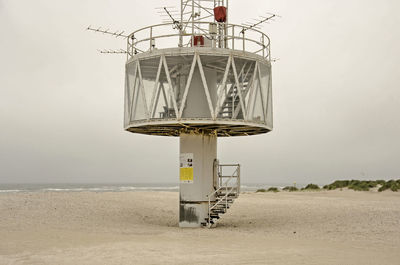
{"left": 216, "top": 64, "right": 254, "bottom": 119}
{"left": 203, "top": 163, "right": 240, "bottom": 228}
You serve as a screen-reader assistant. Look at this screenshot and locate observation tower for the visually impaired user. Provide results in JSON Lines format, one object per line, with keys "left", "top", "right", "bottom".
{"left": 92, "top": 0, "right": 273, "bottom": 228}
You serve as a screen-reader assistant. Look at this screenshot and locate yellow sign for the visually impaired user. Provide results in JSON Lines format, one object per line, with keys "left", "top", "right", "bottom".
{"left": 180, "top": 168, "right": 194, "bottom": 183}
{"left": 180, "top": 153, "right": 194, "bottom": 183}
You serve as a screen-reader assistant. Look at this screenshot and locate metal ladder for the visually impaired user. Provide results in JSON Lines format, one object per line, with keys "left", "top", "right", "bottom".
{"left": 203, "top": 162, "right": 240, "bottom": 228}
{"left": 217, "top": 62, "right": 254, "bottom": 119}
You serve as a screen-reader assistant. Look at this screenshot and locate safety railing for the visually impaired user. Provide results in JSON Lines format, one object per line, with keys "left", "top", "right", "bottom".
{"left": 127, "top": 22, "right": 270, "bottom": 60}
{"left": 206, "top": 163, "right": 240, "bottom": 226}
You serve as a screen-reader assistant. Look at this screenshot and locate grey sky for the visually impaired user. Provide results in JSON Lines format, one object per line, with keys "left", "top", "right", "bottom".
{"left": 0, "top": 0, "right": 399, "bottom": 184}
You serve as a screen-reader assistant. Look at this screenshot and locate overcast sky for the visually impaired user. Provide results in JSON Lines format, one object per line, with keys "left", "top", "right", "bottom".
{"left": 0, "top": 0, "right": 399, "bottom": 185}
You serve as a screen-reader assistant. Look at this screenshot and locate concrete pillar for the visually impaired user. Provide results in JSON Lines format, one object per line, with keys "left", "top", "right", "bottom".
{"left": 179, "top": 133, "right": 217, "bottom": 227}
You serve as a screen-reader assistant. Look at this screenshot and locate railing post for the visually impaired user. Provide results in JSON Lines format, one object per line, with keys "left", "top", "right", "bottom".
{"left": 232, "top": 26, "right": 235, "bottom": 50}
{"left": 131, "top": 34, "right": 135, "bottom": 56}
{"left": 219, "top": 165, "right": 222, "bottom": 188}
{"left": 238, "top": 164, "right": 240, "bottom": 194}
{"left": 180, "top": 0, "right": 183, "bottom": 47}
{"left": 150, "top": 27, "right": 153, "bottom": 51}
{"left": 127, "top": 37, "right": 129, "bottom": 60}
{"left": 208, "top": 195, "right": 210, "bottom": 227}
{"left": 242, "top": 28, "right": 245, "bottom": 52}
{"left": 225, "top": 186, "right": 228, "bottom": 211}
{"left": 262, "top": 35, "right": 265, "bottom": 57}
{"left": 268, "top": 43, "right": 271, "bottom": 60}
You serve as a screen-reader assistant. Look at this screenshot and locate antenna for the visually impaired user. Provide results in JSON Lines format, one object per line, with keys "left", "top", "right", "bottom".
{"left": 164, "top": 7, "right": 178, "bottom": 23}
{"left": 240, "top": 13, "right": 280, "bottom": 34}
{"left": 87, "top": 25, "right": 128, "bottom": 38}
{"left": 156, "top": 6, "right": 182, "bottom": 30}
{"left": 87, "top": 26, "right": 129, "bottom": 55}
{"left": 97, "top": 49, "right": 128, "bottom": 55}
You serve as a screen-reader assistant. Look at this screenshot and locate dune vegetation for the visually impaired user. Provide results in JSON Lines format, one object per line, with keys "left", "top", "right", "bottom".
{"left": 301, "top": 184, "right": 320, "bottom": 190}
{"left": 283, "top": 186, "right": 298, "bottom": 192}
{"left": 323, "top": 179, "right": 400, "bottom": 192}
{"left": 267, "top": 187, "right": 279, "bottom": 192}
{"left": 256, "top": 187, "right": 280, "bottom": 193}
{"left": 255, "top": 179, "right": 400, "bottom": 193}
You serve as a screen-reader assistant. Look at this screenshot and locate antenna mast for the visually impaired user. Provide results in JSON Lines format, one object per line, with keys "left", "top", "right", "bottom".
{"left": 240, "top": 14, "right": 278, "bottom": 34}
{"left": 86, "top": 26, "right": 128, "bottom": 38}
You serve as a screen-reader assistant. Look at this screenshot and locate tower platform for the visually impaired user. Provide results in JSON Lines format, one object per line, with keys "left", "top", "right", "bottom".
{"left": 125, "top": 47, "right": 272, "bottom": 137}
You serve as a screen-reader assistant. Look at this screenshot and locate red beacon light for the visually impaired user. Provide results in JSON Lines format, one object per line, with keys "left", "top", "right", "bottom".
{"left": 214, "top": 6, "right": 227, "bottom": 22}
{"left": 192, "top": 35, "right": 205, "bottom": 46}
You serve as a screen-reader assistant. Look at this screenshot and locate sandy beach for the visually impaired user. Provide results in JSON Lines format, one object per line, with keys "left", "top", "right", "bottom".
{"left": 1, "top": 190, "right": 399, "bottom": 265}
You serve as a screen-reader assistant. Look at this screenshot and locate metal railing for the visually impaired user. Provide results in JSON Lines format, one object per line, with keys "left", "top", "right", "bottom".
{"left": 206, "top": 163, "right": 240, "bottom": 227}
{"left": 127, "top": 22, "right": 270, "bottom": 60}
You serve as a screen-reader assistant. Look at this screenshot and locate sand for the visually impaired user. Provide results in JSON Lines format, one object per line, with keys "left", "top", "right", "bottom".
{"left": 1, "top": 190, "right": 399, "bottom": 265}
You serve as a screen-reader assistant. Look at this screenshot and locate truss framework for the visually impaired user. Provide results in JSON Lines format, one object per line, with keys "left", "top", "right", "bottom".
{"left": 125, "top": 50, "right": 272, "bottom": 136}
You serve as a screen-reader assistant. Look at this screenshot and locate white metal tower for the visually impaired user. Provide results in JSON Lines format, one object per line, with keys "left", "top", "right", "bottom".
{"left": 93, "top": 0, "right": 273, "bottom": 228}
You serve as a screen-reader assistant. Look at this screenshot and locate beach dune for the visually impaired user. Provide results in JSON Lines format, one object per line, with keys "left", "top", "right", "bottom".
{"left": 1, "top": 190, "right": 399, "bottom": 264}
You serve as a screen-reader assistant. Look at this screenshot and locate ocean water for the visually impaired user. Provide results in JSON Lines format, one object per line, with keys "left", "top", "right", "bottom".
{"left": 0, "top": 183, "right": 301, "bottom": 193}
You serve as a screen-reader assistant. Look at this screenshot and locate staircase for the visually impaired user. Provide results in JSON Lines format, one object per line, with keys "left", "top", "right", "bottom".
{"left": 218, "top": 85, "right": 243, "bottom": 119}
{"left": 202, "top": 163, "right": 240, "bottom": 228}
{"left": 217, "top": 62, "right": 255, "bottom": 119}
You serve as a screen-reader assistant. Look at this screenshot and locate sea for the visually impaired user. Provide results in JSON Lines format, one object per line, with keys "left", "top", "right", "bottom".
{"left": 0, "top": 182, "right": 308, "bottom": 193}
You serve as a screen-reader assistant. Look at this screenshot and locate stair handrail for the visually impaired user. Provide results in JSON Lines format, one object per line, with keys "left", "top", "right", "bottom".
{"left": 206, "top": 164, "right": 240, "bottom": 227}
{"left": 207, "top": 165, "right": 238, "bottom": 202}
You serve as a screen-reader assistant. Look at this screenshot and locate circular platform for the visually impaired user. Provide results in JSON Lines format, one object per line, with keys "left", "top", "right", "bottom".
{"left": 124, "top": 47, "right": 272, "bottom": 137}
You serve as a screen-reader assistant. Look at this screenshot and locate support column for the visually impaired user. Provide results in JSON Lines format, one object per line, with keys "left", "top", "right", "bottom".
{"left": 179, "top": 133, "right": 217, "bottom": 227}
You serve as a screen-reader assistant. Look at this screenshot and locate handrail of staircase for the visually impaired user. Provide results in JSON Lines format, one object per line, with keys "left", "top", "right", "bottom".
{"left": 209, "top": 186, "right": 235, "bottom": 211}
{"left": 207, "top": 166, "right": 238, "bottom": 200}
{"left": 206, "top": 164, "right": 240, "bottom": 227}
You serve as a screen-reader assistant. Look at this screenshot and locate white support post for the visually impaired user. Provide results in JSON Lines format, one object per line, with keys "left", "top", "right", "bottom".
{"left": 232, "top": 26, "right": 235, "bottom": 50}
{"left": 242, "top": 28, "right": 245, "bottom": 52}
{"left": 129, "top": 63, "right": 139, "bottom": 122}
{"left": 231, "top": 57, "right": 247, "bottom": 120}
{"left": 266, "top": 66, "right": 273, "bottom": 124}
{"left": 124, "top": 71, "right": 129, "bottom": 125}
{"left": 160, "top": 83, "right": 169, "bottom": 111}
{"left": 149, "top": 57, "right": 163, "bottom": 118}
{"left": 246, "top": 62, "right": 258, "bottom": 117}
{"left": 149, "top": 27, "right": 153, "bottom": 51}
{"left": 162, "top": 55, "right": 179, "bottom": 117}
{"left": 180, "top": 0, "right": 183, "bottom": 47}
{"left": 151, "top": 83, "right": 161, "bottom": 118}
{"left": 179, "top": 133, "right": 217, "bottom": 228}
{"left": 262, "top": 35, "right": 265, "bottom": 58}
{"left": 136, "top": 61, "right": 150, "bottom": 120}
{"left": 196, "top": 54, "right": 216, "bottom": 120}
{"left": 256, "top": 63, "right": 267, "bottom": 122}
{"left": 214, "top": 55, "right": 232, "bottom": 116}
{"left": 178, "top": 55, "right": 197, "bottom": 119}
{"left": 192, "top": 0, "right": 195, "bottom": 42}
